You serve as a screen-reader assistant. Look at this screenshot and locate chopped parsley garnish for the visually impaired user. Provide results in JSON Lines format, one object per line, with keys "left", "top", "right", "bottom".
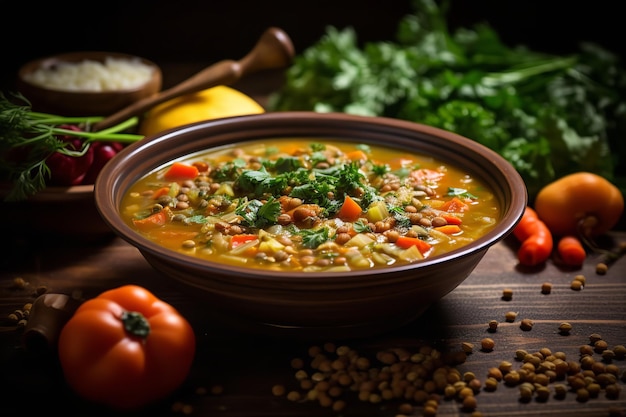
{"left": 212, "top": 158, "right": 247, "bottom": 182}
{"left": 447, "top": 187, "right": 478, "bottom": 199}
{"left": 299, "top": 227, "right": 330, "bottom": 249}
{"left": 389, "top": 206, "right": 412, "bottom": 230}
{"left": 353, "top": 219, "right": 372, "bottom": 233}
{"left": 235, "top": 197, "right": 281, "bottom": 228}
{"left": 371, "top": 163, "right": 390, "bottom": 176}
{"left": 183, "top": 215, "right": 208, "bottom": 225}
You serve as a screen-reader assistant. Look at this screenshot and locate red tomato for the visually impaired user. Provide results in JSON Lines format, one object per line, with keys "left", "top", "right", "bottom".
{"left": 57, "top": 285, "right": 196, "bottom": 410}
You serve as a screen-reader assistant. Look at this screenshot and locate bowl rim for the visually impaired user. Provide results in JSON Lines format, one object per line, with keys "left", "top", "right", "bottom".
{"left": 17, "top": 50, "right": 162, "bottom": 95}
{"left": 95, "top": 111, "right": 527, "bottom": 281}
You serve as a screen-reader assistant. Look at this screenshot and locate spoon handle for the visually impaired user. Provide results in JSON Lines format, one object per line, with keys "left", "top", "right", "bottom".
{"left": 92, "top": 27, "right": 294, "bottom": 132}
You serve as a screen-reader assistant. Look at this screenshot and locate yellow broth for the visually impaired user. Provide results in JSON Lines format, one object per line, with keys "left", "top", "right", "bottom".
{"left": 120, "top": 139, "right": 500, "bottom": 272}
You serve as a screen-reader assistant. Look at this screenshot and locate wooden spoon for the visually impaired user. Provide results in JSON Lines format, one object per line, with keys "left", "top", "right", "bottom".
{"left": 92, "top": 27, "right": 294, "bottom": 132}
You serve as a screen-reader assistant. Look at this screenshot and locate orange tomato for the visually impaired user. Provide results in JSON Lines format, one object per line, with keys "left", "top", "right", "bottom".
{"left": 513, "top": 206, "right": 553, "bottom": 266}
{"left": 534, "top": 172, "right": 624, "bottom": 237}
{"left": 58, "top": 285, "right": 196, "bottom": 410}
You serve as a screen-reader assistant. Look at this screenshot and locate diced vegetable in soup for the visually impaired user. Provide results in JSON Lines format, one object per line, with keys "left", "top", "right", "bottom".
{"left": 121, "top": 139, "right": 500, "bottom": 272}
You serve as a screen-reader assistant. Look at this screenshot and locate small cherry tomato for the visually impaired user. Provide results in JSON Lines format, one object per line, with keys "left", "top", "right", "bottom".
{"left": 81, "top": 142, "right": 121, "bottom": 184}
{"left": 58, "top": 285, "right": 196, "bottom": 410}
{"left": 46, "top": 137, "right": 94, "bottom": 186}
{"left": 513, "top": 206, "right": 553, "bottom": 266}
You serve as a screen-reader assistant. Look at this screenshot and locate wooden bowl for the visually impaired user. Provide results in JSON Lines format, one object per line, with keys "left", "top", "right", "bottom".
{"left": 16, "top": 51, "right": 162, "bottom": 116}
{"left": 95, "top": 112, "right": 527, "bottom": 338}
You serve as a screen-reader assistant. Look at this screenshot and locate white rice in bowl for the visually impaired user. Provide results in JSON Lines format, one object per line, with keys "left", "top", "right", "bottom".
{"left": 23, "top": 57, "right": 156, "bottom": 92}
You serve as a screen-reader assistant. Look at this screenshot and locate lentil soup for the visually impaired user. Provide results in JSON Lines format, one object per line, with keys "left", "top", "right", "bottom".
{"left": 120, "top": 138, "right": 500, "bottom": 272}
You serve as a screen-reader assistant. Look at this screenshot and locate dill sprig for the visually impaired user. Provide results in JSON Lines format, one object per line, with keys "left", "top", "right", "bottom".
{"left": 0, "top": 92, "right": 144, "bottom": 201}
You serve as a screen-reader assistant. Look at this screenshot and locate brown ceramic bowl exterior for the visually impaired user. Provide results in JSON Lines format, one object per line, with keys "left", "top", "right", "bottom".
{"left": 17, "top": 51, "right": 162, "bottom": 116}
{"left": 95, "top": 112, "right": 527, "bottom": 338}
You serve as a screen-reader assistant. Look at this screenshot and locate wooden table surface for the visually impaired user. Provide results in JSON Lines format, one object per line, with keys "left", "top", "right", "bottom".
{"left": 1, "top": 67, "right": 625, "bottom": 417}
{"left": 1, "top": 228, "right": 625, "bottom": 417}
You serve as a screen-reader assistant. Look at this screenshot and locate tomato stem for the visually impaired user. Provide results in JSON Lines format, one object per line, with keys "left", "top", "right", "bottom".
{"left": 121, "top": 311, "right": 151, "bottom": 339}
{"left": 576, "top": 217, "right": 625, "bottom": 265}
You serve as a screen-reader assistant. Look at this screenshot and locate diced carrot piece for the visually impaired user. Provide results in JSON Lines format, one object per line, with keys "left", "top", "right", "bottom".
{"left": 231, "top": 234, "right": 258, "bottom": 248}
{"left": 164, "top": 162, "right": 199, "bottom": 181}
{"left": 440, "top": 197, "right": 470, "bottom": 213}
{"left": 434, "top": 224, "right": 462, "bottom": 234}
{"left": 441, "top": 214, "right": 462, "bottom": 225}
{"left": 336, "top": 195, "right": 362, "bottom": 222}
{"left": 152, "top": 186, "right": 170, "bottom": 199}
{"left": 395, "top": 236, "right": 432, "bottom": 254}
{"left": 132, "top": 208, "right": 169, "bottom": 231}
{"left": 345, "top": 150, "right": 368, "bottom": 162}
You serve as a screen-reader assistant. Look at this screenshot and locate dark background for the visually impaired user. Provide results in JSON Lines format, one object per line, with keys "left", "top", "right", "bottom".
{"left": 2, "top": 1, "right": 623, "bottom": 90}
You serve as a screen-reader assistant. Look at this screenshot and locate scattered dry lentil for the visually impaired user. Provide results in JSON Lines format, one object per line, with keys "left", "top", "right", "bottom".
{"left": 502, "top": 288, "right": 513, "bottom": 300}
{"left": 488, "top": 320, "right": 498, "bottom": 332}
{"left": 11, "top": 276, "right": 28, "bottom": 289}
{"left": 461, "top": 342, "right": 474, "bottom": 354}
{"left": 515, "top": 349, "right": 529, "bottom": 361}
{"left": 461, "top": 394, "right": 478, "bottom": 411}
{"left": 558, "top": 322, "right": 573, "bottom": 335}
{"left": 277, "top": 332, "right": 626, "bottom": 415}
{"left": 209, "top": 385, "right": 223, "bottom": 395}
{"left": 570, "top": 279, "right": 584, "bottom": 291}
{"left": 503, "top": 370, "right": 521, "bottom": 385}
{"left": 286, "top": 390, "right": 301, "bottom": 401}
{"left": 596, "top": 262, "right": 608, "bottom": 275}
{"left": 520, "top": 318, "right": 534, "bottom": 331}
{"left": 580, "top": 344, "right": 595, "bottom": 356}
{"left": 498, "top": 360, "right": 513, "bottom": 373}
{"left": 602, "top": 350, "right": 616, "bottom": 362}
{"left": 484, "top": 377, "right": 499, "bottom": 391}
{"left": 519, "top": 384, "right": 534, "bottom": 401}
{"left": 613, "top": 345, "right": 626, "bottom": 359}
{"left": 504, "top": 311, "right": 518, "bottom": 322}
{"left": 541, "top": 282, "right": 552, "bottom": 294}
{"left": 594, "top": 339, "right": 609, "bottom": 353}
{"left": 481, "top": 338, "right": 495, "bottom": 352}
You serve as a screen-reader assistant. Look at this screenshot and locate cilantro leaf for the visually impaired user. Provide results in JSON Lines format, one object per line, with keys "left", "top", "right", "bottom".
{"left": 299, "top": 227, "right": 330, "bottom": 249}
{"left": 235, "top": 197, "right": 281, "bottom": 228}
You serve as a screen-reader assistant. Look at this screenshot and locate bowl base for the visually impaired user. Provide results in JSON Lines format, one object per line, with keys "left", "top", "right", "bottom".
{"left": 184, "top": 298, "right": 432, "bottom": 341}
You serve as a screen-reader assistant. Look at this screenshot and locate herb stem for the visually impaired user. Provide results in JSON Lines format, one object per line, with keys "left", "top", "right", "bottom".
{"left": 482, "top": 56, "right": 578, "bottom": 87}
{"left": 1, "top": 91, "right": 145, "bottom": 200}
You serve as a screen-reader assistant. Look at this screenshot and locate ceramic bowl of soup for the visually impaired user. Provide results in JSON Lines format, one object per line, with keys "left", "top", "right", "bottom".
{"left": 95, "top": 112, "right": 527, "bottom": 338}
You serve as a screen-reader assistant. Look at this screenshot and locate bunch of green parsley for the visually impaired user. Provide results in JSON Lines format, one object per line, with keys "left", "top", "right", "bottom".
{"left": 269, "top": 0, "right": 626, "bottom": 201}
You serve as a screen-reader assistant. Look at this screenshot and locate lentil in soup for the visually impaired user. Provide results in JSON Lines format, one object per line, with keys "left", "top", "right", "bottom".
{"left": 121, "top": 139, "right": 500, "bottom": 272}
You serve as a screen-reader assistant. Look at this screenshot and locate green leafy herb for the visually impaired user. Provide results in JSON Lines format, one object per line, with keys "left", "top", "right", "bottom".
{"left": 389, "top": 206, "right": 412, "bottom": 230}
{"left": 0, "top": 92, "right": 143, "bottom": 200}
{"left": 353, "top": 219, "right": 372, "bottom": 233}
{"left": 183, "top": 215, "right": 208, "bottom": 225}
{"left": 212, "top": 158, "right": 247, "bottom": 182}
{"left": 272, "top": 156, "right": 302, "bottom": 173}
{"left": 235, "top": 197, "right": 281, "bottom": 228}
{"left": 447, "top": 187, "right": 478, "bottom": 199}
{"left": 371, "top": 163, "right": 390, "bottom": 176}
{"left": 268, "top": 0, "right": 626, "bottom": 200}
{"left": 299, "top": 227, "right": 330, "bottom": 249}
{"left": 234, "top": 167, "right": 286, "bottom": 197}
